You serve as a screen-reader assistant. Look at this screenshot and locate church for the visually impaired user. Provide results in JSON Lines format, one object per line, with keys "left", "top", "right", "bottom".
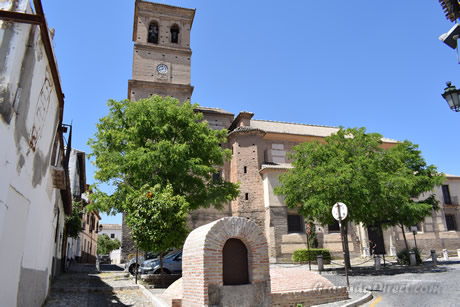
{"left": 122, "top": 0, "right": 460, "bottom": 263}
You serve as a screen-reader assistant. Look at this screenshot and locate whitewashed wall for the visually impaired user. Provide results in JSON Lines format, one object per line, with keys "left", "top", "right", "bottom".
{"left": 0, "top": 1, "right": 66, "bottom": 306}
{"left": 99, "top": 227, "right": 122, "bottom": 242}
{"left": 99, "top": 226, "right": 122, "bottom": 263}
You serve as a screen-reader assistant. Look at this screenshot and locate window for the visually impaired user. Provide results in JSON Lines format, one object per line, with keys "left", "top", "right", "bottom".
{"left": 328, "top": 220, "right": 340, "bottom": 233}
{"left": 223, "top": 239, "right": 249, "bottom": 285}
{"left": 170, "top": 25, "right": 179, "bottom": 43}
{"left": 245, "top": 193, "right": 249, "bottom": 200}
{"left": 442, "top": 185, "right": 452, "bottom": 205}
{"left": 446, "top": 214, "right": 457, "bottom": 231}
{"left": 90, "top": 215, "right": 95, "bottom": 233}
{"left": 111, "top": 233, "right": 115, "bottom": 239}
{"left": 287, "top": 215, "right": 303, "bottom": 233}
{"left": 243, "top": 166, "right": 247, "bottom": 174}
{"left": 54, "top": 208, "right": 60, "bottom": 243}
{"left": 148, "top": 22, "right": 159, "bottom": 44}
{"left": 213, "top": 171, "right": 221, "bottom": 182}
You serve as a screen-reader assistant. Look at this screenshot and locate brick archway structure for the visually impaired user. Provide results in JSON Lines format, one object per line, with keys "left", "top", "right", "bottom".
{"left": 182, "top": 217, "right": 271, "bottom": 306}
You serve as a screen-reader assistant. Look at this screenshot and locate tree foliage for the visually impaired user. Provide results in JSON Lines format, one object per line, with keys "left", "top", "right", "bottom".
{"left": 375, "top": 140, "right": 444, "bottom": 248}
{"left": 275, "top": 127, "right": 383, "bottom": 227}
{"left": 275, "top": 127, "right": 444, "bottom": 259}
{"left": 87, "top": 96, "right": 239, "bottom": 214}
{"left": 124, "top": 184, "right": 189, "bottom": 254}
{"left": 66, "top": 202, "right": 83, "bottom": 239}
{"left": 375, "top": 140, "right": 444, "bottom": 229}
{"left": 97, "top": 234, "right": 121, "bottom": 255}
{"left": 276, "top": 128, "right": 443, "bottom": 228}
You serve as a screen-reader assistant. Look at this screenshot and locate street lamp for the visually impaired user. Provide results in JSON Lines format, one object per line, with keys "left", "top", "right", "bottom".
{"left": 442, "top": 81, "right": 460, "bottom": 112}
{"left": 98, "top": 224, "right": 103, "bottom": 233}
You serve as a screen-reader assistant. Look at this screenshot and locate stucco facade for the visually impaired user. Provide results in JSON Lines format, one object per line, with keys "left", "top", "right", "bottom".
{"left": 100, "top": 223, "right": 122, "bottom": 242}
{"left": 99, "top": 224, "right": 122, "bottom": 263}
{"left": 79, "top": 209, "right": 101, "bottom": 264}
{"left": 0, "top": 1, "right": 72, "bottom": 305}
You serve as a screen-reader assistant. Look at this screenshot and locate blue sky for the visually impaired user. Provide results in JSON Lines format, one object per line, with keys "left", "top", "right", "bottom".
{"left": 42, "top": 1, "right": 460, "bottom": 224}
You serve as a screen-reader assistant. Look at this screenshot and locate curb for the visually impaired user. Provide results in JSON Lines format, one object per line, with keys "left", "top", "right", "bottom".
{"left": 321, "top": 263, "right": 440, "bottom": 276}
{"left": 138, "top": 283, "right": 169, "bottom": 307}
{"left": 342, "top": 290, "right": 373, "bottom": 307}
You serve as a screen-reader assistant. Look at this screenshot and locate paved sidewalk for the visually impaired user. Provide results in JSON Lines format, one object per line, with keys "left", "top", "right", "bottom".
{"left": 44, "top": 263, "right": 153, "bottom": 307}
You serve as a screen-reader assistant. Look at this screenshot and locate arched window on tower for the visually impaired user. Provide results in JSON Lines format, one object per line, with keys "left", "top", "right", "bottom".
{"left": 148, "top": 22, "right": 159, "bottom": 44}
{"left": 223, "top": 238, "right": 249, "bottom": 285}
{"left": 170, "top": 25, "right": 179, "bottom": 43}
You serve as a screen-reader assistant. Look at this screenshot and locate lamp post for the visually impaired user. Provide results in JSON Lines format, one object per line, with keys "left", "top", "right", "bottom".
{"left": 442, "top": 81, "right": 460, "bottom": 112}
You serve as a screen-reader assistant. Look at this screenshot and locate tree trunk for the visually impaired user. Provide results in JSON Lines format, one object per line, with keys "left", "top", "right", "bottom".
{"left": 342, "top": 222, "right": 352, "bottom": 270}
{"left": 160, "top": 252, "right": 164, "bottom": 288}
{"left": 400, "top": 224, "right": 409, "bottom": 250}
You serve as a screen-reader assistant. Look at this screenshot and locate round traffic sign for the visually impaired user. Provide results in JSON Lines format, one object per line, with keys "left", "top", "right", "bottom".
{"left": 305, "top": 223, "right": 312, "bottom": 235}
{"left": 332, "top": 202, "right": 348, "bottom": 221}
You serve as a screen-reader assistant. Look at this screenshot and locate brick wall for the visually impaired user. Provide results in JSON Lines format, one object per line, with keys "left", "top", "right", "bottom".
{"left": 271, "top": 287, "right": 349, "bottom": 307}
{"left": 228, "top": 131, "right": 266, "bottom": 230}
{"left": 182, "top": 217, "right": 271, "bottom": 306}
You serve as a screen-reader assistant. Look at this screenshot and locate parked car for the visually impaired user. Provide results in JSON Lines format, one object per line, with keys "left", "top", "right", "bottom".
{"left": 125, "top": 251, "right": 158, "bottom": 275}
{"left": 139, "top": 249, "right": 182, "bottom": 275}
{"left": 99, "top": 254, "right": 111, "bottom": 264}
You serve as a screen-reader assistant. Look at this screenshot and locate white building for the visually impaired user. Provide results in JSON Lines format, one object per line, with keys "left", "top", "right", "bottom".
{"left": 0, "top": 1, "right": 71, "bottom": 306}
{"left": 99, "top": 224, "right": 122, "bottom": 263}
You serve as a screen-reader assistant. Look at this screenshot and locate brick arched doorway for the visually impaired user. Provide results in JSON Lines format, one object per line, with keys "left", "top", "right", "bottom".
{"left": 182, "top": 217, "right": 271, "bottom": 306}
{"left": 223, "top": 238, "right": 249, "bottom": 285}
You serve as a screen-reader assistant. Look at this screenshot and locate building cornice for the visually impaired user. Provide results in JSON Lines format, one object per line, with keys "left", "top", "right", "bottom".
{"left": 134, "top": 42, "right": 192, "bottom": 56}
{"left": 259, "top": 163, "right": 293, "bottom": 174}
{"left": 228, "top": 127, "right": 266, "bottom": 139}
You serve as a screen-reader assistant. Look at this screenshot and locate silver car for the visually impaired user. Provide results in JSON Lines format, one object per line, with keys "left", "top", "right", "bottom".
{"left": 125, "top": 252, "right": 157, "bottom": 275}
{"left": 140, "top": 250, "right": 182, "bottom": 275}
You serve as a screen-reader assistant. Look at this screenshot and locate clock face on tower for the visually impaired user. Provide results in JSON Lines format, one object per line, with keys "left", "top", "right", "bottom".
{"left": 157, "top": 64, "right": 168, "bottom": 74}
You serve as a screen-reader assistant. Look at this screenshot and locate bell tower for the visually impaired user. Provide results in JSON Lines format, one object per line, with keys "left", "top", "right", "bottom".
{"left": 128, "top": 0, "right": 195, "bottom": 102}
{"left": 122, "top": 1, "right": 195, "bottom": 263}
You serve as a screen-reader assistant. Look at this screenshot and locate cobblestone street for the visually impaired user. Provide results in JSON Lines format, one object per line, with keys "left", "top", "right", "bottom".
{"left": 44, "top": 264, "right": 153, "bottom": 307}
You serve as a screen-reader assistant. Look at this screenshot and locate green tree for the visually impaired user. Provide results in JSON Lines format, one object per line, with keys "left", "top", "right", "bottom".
{"left": 275, "top": 127, "right": 444, "bottom": 268}
{"left": 87, "top": 95, "right": 239, "bottom": 214}
{"left": 97, "top": 234, "right": 121, "bottom": 255}
{"left": 125, "top": 184, "right": 189, "bottom": 285}
{"left": 66, "top": 202, "right": 83, "bottom": 239}
{"left": 304, "top": 218, "right": 318, "bottom": 248}
{"left": 375, "top": 141, "right": 445, "bottom": 249}
{"left": 275, "top": 127, "right": 383, "bottom": 269}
